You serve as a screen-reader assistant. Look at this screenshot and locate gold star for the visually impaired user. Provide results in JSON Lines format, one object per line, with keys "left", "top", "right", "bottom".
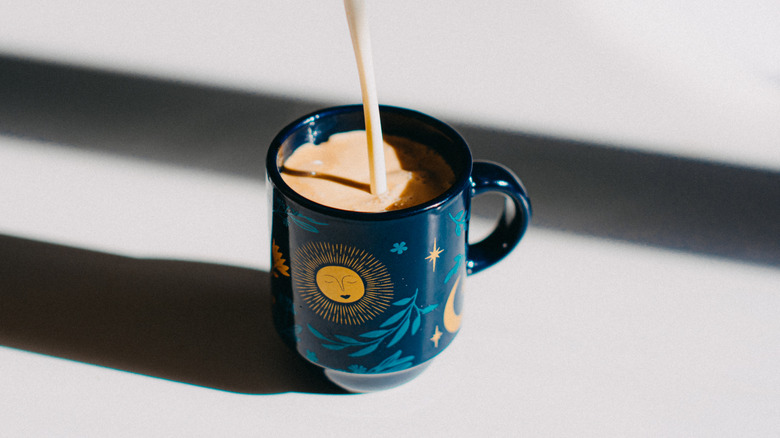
{"left": 430, "top": 325, "right": 443, "bottom": 348}
{"left": 425, "top": 239, "right": 443, "bottom": 272}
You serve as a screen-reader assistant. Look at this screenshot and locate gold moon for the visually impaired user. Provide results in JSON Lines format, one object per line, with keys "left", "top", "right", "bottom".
{"left": 443, "top": 275, "right": 462, "bottom": 333}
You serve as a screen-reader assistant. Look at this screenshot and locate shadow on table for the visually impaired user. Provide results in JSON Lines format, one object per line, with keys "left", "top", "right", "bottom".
{"left": 2, "top": 55, "right": 778, "bottom": 267}
{"left": 0, "top": 234, "right": 345, "bottom": 395}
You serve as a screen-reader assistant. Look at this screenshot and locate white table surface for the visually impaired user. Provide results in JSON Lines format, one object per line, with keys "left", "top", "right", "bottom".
{"left": 2, "top": 137, "right": 779, "bottom": 437}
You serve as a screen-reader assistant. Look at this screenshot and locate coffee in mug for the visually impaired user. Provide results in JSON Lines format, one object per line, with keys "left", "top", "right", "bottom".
{"left": 280, "top": 130, "right": 454, "bottom": 212}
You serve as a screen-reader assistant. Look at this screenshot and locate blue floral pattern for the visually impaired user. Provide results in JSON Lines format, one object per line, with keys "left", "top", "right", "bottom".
{"left": 390, "top": 242, "right": 408, "bottom": 254}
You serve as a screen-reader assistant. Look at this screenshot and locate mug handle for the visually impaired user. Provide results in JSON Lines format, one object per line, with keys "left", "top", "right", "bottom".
{"left": 466, "top": 160, "right": 532, "bottom": 275}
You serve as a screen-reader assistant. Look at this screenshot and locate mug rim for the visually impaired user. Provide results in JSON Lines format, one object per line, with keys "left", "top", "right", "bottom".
{"left": 266, "top": 104, "right": 473, "bottom": 221}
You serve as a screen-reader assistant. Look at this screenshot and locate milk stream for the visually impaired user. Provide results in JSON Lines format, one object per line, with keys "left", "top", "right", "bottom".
{"left": 343, "top": 0, "right": 387, "bottom": 195}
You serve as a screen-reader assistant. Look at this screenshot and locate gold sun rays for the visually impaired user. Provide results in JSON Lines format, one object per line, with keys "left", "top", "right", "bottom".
{"left": 293, "top": 242, "right": 393, "bottom": 325}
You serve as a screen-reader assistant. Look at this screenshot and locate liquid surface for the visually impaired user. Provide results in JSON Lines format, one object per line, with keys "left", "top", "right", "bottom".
{"left": 281, "top": 131, "right": 454, "bottom": 212}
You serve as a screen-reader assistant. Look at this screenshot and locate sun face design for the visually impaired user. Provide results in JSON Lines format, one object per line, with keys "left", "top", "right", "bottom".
{"left": 316, "top": 265, "right": 365, "bottom": 303}
{"left": 292, "top": 242, "right": 393, "bottom": 325}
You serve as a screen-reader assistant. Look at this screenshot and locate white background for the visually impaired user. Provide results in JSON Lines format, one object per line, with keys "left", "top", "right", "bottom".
{"left": 1, "top": 0, "right": 779, "bottom": 169}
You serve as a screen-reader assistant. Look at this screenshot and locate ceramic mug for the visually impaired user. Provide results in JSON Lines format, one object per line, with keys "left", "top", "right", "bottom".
{"left": 266, "top": 105, "right": 531, "bottom": 392}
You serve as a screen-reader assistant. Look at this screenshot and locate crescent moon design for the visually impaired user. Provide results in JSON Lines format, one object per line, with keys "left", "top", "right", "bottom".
{"left": 443, "top": 274, "right": 463, "bottom": 333}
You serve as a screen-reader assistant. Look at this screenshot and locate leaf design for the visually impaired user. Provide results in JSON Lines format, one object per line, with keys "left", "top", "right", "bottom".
{"left": 393, "top": 297, "right": 413, "bottom": 306}
{"left": 387, "top": 318, "right": 410, "bottom": 348}
{"left": 360, "top": 329, "right": 390, "bottom": 339}
{"left": 307, "top": 287, "right": 438, "bottom": 365}
{"left": 420, "top": 304, "right": 438, "bottom": 314}
{"left": 302, "top": 216, "right": 328, "bottom": 225}
{"left": 411, "top": 313, "right": 421, "bottom": 335}
{"left": 369, "top": 350, "right": 415, "bottom": 373}
{"left": 286, "top": 210, "right": 327, "bottom": 233}
{"left": 380, "top": 308, "right": 407, "bottom": 328}
{"left": 308, "top": 324, "right": 329, "bottom": 341}
{"left": 334, "top": 335, "right": 359, "bottom": 344}
{"left": 289, "top": 216, "right": 319, "bottom": 232}
{"left": 349, "top": 342, "right": 380, "bottom": 357}
{"left": 382, "top": 350, "right": 402, "bottom": 364}
{"left": 382, "top": 363, "right": 414, "bottom": 373}
{"left": 444, "top": 253, "right": 464, "bottom": 284}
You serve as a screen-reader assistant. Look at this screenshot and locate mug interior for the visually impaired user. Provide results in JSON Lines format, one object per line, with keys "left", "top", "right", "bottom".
{"left": 268, "top": 105, "right": 473, "bottom": 217}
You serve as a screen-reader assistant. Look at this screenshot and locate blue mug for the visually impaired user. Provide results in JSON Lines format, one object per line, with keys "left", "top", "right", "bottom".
{"left": 267, "top": 105, "right": 531, "bottom": 392}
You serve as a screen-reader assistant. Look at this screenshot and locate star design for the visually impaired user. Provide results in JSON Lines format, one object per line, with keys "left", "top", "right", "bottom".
{"left": 430, "top": 325, "right": 443, "bottom": 348}
{"left": 425, "top": 239, "right": 443, "bottom": 272}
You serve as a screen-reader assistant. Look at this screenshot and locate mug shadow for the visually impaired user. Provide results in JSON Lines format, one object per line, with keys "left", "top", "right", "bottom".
{"left": 0, "top": 234, "right": 345, "bottom": 395}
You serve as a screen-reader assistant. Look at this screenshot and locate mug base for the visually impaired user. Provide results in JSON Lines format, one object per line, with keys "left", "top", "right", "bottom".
{"left": 324, "top": 361, "right": 432, "bottom": 393}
